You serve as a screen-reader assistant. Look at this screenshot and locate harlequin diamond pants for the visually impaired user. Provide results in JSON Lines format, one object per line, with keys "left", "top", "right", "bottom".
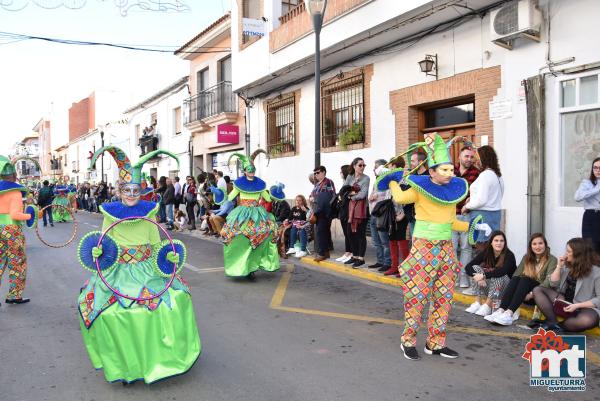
{"left": 0, "top": 224, "right": 28, "bottom": 300}
{"left": 399, "top": 237, "right": 459, "bottom": 349}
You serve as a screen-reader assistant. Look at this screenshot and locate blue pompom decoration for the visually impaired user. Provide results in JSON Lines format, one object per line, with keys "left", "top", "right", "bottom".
{"left": 375, "top": 169, "right": 404, "bottom": 191}
{"left": 25, "top": 205, "right": 38, "bottom": 229}
{"left": 78, "top": 231, "right": 120, "bottom": 273}
{"left": 211, "top": 186, "right": 226, "bottom": 205}
{"left": 155, "top": 240, "right": 186, "bottom": 277}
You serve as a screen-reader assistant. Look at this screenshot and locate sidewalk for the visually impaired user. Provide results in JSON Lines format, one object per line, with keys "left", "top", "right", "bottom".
{"left": 169, "top": 218, "right": 600, "bottom": 338}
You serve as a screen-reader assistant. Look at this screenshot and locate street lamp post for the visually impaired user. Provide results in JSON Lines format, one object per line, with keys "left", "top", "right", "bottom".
{"left": 100, "top": 131, "right": 105, "bottom": 183}
{"left": 307, "top": 0, "right": 328, "bottom": 169}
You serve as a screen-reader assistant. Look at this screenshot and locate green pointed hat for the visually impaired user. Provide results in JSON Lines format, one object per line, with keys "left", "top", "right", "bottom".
{"left": 89, "top": 146, "right": 179, "bottom": 185}
{"left": 228, "top": 149, "right": 269, "bottom": 173}
{"left": 0, "top": 155, "right": 15, "bottom": 176}
{"left": 423, "top": 133, "right": 453, "bottom": 168}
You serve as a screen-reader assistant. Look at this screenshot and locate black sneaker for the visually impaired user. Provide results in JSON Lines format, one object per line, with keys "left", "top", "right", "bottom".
{"left": 368, "top": 263, "right": 382, "bottom": 269}
{"left": 424, "top": 344, "right": 459, "bottom": 358}
{"left": 541, "top": 322, "right": 563, "bottom": 334}
{"left": 5, "top": 298, "right": 30, "bottom": 305}
{"left": 400, "top": 344, "right": 420, "bottom": 360}
{"left": 352, "top": 259, "right": 365, "bottom": 268}
{"left": 527, "top": 319, "right": 545, "bottom": 329}
{"left": 344, "top": 258, "right": 356, "bottom": 265}
{"left": 378, "top": 265, "right": 389, "bottom": 272}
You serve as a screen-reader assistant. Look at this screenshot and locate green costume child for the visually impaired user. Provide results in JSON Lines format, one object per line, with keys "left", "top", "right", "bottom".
{"left": 77, "top": 146, "right": 201, "bottom": 383}
{"left": 214, "top": 150, "right": 283, "bottom": 278}
{"left": 51, "top": 186, "right": 72, "bottom": 222}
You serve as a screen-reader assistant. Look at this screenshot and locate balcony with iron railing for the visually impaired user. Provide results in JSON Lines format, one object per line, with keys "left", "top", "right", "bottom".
{"left": 184, "top": 81, "right": 238, "bottom": 132}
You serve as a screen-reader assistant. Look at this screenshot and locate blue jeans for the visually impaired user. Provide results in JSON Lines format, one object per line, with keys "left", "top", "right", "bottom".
{"left": 166, "top": 204, "right": 174, "bottom": 224}
{"left": 370, "top": 216, "right": 391, "bottom": 266}
{"left": 452, "top": 214, "right": 472, "bottom": 282}
{"left": 289, "top": 227, "right": 307, "bottom": 251}
{"left": 159, "top": 202, "right": 167, "bottom": 223}
{"left": 470, "top": 210, "right": 501, "bottom": 242}
{"left": 42, "top": 205, "right": 53, "bottom": 226}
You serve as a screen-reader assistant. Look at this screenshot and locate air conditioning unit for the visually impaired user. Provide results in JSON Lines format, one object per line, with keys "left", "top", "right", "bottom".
{"left": 490, "top": 0, "right": 542, "bottom": 50}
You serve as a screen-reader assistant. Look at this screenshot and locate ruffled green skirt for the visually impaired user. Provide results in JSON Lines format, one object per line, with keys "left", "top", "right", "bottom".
{"left": 52, "top": 197, "right": 71, "bottom": 222}
{"left": 222, "top": 204, "right": 280, "bottom": 277}
{"left": 78, "top": 261, "right": 201, "bottom": 383}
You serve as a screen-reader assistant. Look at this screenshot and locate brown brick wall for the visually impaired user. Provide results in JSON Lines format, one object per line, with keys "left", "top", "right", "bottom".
{"left": 389, "top": 66, "right": 501, "bottom": 153}
{"left": 321, "top": 64, "right": 373, "bottom": 153}
{"left": 270, "top": 0, "right": 371, "bottom": 52}
{"left": 69, "top": 97, "right": 90, "bottom": 142}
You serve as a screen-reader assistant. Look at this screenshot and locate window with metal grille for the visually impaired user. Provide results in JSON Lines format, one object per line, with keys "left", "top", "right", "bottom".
{"left": 266, "top": 94, "right": 296, "bottom": 156}
{"left": 321, "top": 73, "right": 365, "bottom": 148}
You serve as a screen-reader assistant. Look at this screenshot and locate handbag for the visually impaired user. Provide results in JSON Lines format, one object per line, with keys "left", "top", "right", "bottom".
{"left": 184, "top": 192, "right": 195, "bottom": 203}
{"left": 552, "top": 298, "right": 576, "bottom": 319}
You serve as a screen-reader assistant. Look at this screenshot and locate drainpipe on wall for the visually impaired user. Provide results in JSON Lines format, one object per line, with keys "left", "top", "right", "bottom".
{"left": 237, "top": 93, "right": 255, "bottom": 158}
{"left": 523, "top": 75, "right": 545, "bottom": 238}
{"left": 188, "top": 137, "right": 193, "bottom": 177}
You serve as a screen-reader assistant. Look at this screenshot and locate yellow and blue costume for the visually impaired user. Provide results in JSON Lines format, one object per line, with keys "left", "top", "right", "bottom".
{"left": 377, "top": 134, "right": 488, "bottom": 355}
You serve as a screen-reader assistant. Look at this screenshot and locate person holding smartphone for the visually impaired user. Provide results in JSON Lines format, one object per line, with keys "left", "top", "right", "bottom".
{"left": 531, "top": 238, "right": 600, "bottom": 333}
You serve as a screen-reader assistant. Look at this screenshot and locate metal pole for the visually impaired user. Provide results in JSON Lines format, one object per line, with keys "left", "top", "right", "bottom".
{"left": 100, "top": 131, "right": 105, "bottom": 183}
{"left": 313, "top": 13, "right": 322, "bottom": 169}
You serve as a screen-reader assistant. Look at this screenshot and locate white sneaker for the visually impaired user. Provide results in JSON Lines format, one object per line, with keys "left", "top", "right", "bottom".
{"left": 286, "top": 248, "right": 297, "bottom": 255}
{"left": 475, "top": 304, "right": 492, "bottom": 316}
{"left": 294, "top": 250, "right": 307, "bottom": 258}
{"left": 337, "top": 254, "right": 352, "bottom": 263}
{"left": 462, "top": 287, "right": 476, "bottom": 296}
{"left": 484, "top": 308, "right": 504, "bottom": 322}
{"left": 492, "top": 311, "right": 514, "bottom": 326}
{"left": 335, "top": 255, "right": 347, "bottom": 262}
{"left": 465, "top": 301, "right": 481, "bottom": 314}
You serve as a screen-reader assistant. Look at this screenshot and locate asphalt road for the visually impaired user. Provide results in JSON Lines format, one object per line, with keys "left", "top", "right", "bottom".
{"left": 0, "top": 211, "right": 598, "bottom": 401}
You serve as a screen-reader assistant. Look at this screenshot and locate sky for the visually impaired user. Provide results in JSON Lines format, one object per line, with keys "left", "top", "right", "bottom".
{"left": 0, "top": 0, "right": 231, "bottom": 151}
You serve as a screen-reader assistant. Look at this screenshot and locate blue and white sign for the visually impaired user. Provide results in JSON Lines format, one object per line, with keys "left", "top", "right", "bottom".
{"left": 242, "top": 18, "right": 265, "bottom": 37}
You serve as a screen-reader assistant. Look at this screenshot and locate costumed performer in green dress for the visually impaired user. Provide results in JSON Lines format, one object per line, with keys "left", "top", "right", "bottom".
{"left": 77, "top": 146, "right": 201, "bottom": 384}
{"left": 376, "top": 133, "right": 491, "bottom": 360}
{"left": 213, "top": 150, "right": 283, "bottom": 279}
{"left": 51, "top": 186, "right": 72, "bottom": 222}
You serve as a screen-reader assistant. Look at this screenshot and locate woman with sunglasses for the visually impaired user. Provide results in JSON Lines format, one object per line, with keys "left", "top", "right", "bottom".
{"left": 342, "top": 158, "right": 370, "bottom": 268}
{"left": 574, "top": 157, "right": 600, "bottom": 254}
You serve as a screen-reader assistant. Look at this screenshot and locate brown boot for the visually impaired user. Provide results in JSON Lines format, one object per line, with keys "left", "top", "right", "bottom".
{"left": 384, "top": 266, "right": 399, "bottom": 276}
{"left": 314, "top": 254, "right": 328, "bottom": 262}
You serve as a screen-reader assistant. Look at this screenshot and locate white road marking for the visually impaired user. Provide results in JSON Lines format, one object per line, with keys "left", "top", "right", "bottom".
{"left": 184, "top": 263, "right": 224, "bottom": 273}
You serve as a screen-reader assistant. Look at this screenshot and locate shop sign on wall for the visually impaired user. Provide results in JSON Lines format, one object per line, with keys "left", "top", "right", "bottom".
{"left": 217, "top": 124, "right": 239, "bottom": 144}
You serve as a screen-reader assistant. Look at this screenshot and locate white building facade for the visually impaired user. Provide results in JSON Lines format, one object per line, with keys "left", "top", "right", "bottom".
{"left": 124, "top": 76, "right": 192, "bottom": 181}
{"left": 231, "top": 0, "right": 600, "bottom": 257}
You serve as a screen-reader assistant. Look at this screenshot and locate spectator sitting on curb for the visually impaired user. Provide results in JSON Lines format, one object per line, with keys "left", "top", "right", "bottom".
{"left": 464, "top": 230, "right": 517, "bottom": 317}
{"left": 286, "top": 195, "right": 311, "bottom": 258}
{"left": 486, "top": 233, "right": 557, "bottom": 326}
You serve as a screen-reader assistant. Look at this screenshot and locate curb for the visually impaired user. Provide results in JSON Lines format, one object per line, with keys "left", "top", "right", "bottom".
{"left": 299, "top": 256, "right": 600, "bottom": 338}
